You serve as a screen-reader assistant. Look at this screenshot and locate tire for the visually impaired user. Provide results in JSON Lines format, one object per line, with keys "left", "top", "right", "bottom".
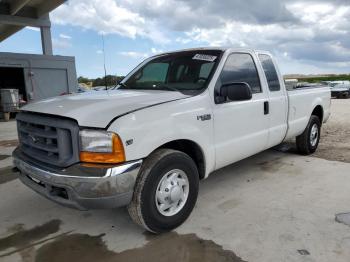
{"left": 296, "top": 115, "right": 321, "bottom": 155}
{"left": 128, "top": 149, "right": 199, "bottom": 233}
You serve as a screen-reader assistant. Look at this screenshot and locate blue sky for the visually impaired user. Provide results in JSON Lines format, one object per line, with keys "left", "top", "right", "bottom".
{"left": 0, "top": 0, "right": 349, "bottom": 78}
{"left": 0, "top": 25, "right": 181, "bottom": 78}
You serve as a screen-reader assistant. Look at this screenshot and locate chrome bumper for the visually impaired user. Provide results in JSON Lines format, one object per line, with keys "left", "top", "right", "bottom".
{"left": 13, "top": 148, "right": 142, "bottom": 210}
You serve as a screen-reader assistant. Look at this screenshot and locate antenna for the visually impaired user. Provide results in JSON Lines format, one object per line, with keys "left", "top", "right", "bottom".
{"left": 102, "top": 34, "right": 107, "bottom": 90}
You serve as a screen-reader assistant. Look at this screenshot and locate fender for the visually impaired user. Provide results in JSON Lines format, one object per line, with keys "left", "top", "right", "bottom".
{"left": 107, "top": 91, "right": 216, "bottom": 177}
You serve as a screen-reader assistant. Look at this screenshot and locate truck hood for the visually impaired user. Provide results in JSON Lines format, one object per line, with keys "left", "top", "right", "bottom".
{"left": 22, "top": 90, "right": 189, "bottom": 128}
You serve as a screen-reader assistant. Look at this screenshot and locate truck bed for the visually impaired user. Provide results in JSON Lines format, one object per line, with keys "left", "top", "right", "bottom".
{"left": 285, "top": 86, "right": 331, "bottom": 140}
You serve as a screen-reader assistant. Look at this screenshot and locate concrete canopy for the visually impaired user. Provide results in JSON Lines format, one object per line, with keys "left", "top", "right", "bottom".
{"left": 0, "top": 0, "right": 65, "bottom": 42}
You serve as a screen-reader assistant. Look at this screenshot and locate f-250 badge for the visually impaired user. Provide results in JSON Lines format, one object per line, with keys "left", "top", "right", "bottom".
{"left": 197, "top": 114, "right": 211, "bottom": 121}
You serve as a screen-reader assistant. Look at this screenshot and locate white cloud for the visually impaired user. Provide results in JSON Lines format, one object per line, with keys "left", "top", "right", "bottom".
{"left": 175, "top": 37, "right": 192, "bottom": 44}
{"left": 96, "top": 49, "right": 103, "bottom": 54}
{"left": 59, "top": 33, "right": 72, "bottom": 39}
{"left": 50, "top": 0, "right": 350, "bottom": 74}
{"left": 26, "top": 26, "right": 40, "bottom": 32}
{"left": 52, "top": 38, "right": 71, "bottom": 49}
{"left": 52, "top": 0, "right": 144, "bottom": 38}
{"left": 51, "top": 0, "right": 168, "bottom": 44}
{"left": 119, "top": 51, "right": 148, "bottom": 59}
{"left": 118, "top": 48, "right": 164, "bottom": 60}
{"left": 150, "top": 47, "right": 163, "bottom": 54}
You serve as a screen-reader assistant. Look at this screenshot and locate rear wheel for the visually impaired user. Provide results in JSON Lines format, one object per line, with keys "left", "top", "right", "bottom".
{"left": 296, "top": 115, "right": 321, "bottom": 155}
{"left": 128, "top": 149, "right": 199, "bottom": 233}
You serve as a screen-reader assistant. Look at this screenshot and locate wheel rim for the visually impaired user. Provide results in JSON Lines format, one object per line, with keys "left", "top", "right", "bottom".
{"left": 310, "top": 123, "right": 319, "bottom": 147}
{"left": 155, "top": 169, "right": 189, "bottom": 217}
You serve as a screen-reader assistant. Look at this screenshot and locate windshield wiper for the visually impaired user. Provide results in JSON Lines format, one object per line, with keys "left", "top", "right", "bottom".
{"left": 116, "top": 82, "right": 129, "bottom": 89}
{"left": 110, "top": 82, "right": 128, "bottom": 90}
{"left": 119, "top": 82, "right": 128, "bottom": 88}
{"left": 113, "top": 83, "right": 183, "bottom": 93}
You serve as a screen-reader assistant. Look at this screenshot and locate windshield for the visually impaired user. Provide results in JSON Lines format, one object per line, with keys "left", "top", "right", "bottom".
{"left": 119, "top": 50, "right": 222, "bottom": 94}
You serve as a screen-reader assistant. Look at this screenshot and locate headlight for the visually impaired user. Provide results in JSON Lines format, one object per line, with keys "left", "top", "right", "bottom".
{"left": 79, "top": 130, "right": 125, "bottom": 164}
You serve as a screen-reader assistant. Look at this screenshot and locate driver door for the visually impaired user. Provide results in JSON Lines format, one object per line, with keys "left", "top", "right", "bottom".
{"left": 213, "top": 52, "right": 270, "bottom": 169}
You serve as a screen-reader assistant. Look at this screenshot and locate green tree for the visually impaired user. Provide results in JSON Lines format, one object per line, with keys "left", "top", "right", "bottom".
{"left": 92, "top": 75, "right": 125, "bottom": 87}
{"left": 78, "top": 76, "right": 91, "bottom": 84}
{"left": 296, "top": 74, "right": 350, "bottom": 83}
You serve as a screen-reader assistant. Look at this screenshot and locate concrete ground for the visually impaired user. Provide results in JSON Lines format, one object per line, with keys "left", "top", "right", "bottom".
{"left": 0, "top": 99, "right": 350, "bottom": 262}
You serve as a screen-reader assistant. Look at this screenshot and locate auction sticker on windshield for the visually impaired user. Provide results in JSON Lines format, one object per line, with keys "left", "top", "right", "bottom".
{"left": 193, "top": 54, "right": 217, "bottom": 62}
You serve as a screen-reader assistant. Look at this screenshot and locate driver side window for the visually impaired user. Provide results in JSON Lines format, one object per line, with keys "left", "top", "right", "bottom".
{"left": 220, "top": 53, "right": 262, "bottom": 94}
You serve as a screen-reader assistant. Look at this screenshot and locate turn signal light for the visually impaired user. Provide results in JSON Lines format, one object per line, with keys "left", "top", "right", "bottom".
{"left": 80, "top": 134, "right": 125, "bottom": 164}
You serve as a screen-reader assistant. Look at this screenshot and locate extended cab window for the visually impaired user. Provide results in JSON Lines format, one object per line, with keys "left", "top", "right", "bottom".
{"left": 258, "top": 54, "right": 281, "bottom": 91}
{"left": 220, "top": 53, "right": 261, "bottom": 94}
{"left": 121, "top": 50, "right": 222, "bottom": 94}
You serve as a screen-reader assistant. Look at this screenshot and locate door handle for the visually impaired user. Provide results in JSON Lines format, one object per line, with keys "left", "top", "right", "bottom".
{"left": 264, "top": 101, "right": 269, "bottom": 115}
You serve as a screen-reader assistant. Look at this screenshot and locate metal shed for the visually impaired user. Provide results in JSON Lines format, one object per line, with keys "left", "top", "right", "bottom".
{"left": 0, "top": 52, "right": 77, "bottom": 101}
{"left": 0, "top": 0, "right": 77, "bottom": 109}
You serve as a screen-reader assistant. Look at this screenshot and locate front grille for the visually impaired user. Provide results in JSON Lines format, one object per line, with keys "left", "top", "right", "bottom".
{"left": 16, "top": 112, "right": 80, "bottom": 167}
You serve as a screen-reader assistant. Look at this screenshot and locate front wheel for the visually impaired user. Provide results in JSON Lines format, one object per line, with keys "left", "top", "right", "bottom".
{"left": 128, "top": 149, "right": 199, "bottom": 233}
{"left": 296, "top": 115, "right": 321, "bottom": 155}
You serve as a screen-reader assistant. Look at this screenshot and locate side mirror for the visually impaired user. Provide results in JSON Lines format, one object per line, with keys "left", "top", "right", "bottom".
{"left": 217, "top": 82, "right": 252, "bottom": 103}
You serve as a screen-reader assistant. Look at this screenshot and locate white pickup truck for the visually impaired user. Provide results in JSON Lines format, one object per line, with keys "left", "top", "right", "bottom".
{"left": 13, "top": 48, "right": 331, "bottom": 233}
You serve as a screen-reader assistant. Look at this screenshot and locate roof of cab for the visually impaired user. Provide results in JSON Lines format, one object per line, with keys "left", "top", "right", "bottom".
{"left": 153, "top": 47, "right": 270, "bottom": 57}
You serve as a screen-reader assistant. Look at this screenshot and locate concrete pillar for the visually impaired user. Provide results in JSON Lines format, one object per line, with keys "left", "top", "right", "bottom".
{"left": 40, "top": 26, "right": 53, "bottom": 55}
